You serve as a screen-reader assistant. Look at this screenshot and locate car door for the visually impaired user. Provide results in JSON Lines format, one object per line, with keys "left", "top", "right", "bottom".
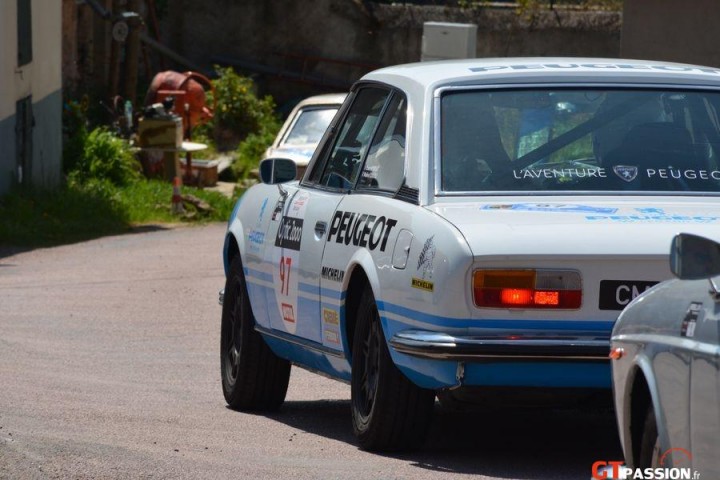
{"left": 263, "top": 86, "right": 392, "bottom": 347}
{"left": 689, "top": 279, "right": 720, "bottom": 476}
{"left": 317, "top": 89, "right": 406, "bottom": 354}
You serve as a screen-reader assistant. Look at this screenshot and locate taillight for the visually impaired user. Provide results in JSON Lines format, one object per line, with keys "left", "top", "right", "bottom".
{"left": 473, "top": 269, "right": 582, "bottom": 309}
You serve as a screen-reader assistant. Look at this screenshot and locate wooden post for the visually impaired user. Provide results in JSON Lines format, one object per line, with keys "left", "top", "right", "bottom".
{"left": 108, "top": 0, "right": 123, "bottom": 98}
{"left": 124, "top": 0, "right": 141, "bottom": 104}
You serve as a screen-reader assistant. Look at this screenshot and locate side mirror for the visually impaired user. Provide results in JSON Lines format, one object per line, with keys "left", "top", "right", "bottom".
{"left": 259, "top": 158, "right": 297, "bottom": 185}
{"left": 670, "top": 233, "right": 720, "bottom": 280}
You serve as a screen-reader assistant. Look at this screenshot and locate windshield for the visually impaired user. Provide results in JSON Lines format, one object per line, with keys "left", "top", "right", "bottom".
{"left": 282, "top": 107, "right": 339, "bottom": 146}
{"left": 440, "top": 88, "right": 720, "bottom": 193}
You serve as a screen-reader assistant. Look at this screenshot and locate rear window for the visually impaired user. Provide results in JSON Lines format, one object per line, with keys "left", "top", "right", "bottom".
{"left": 440, "top": 88, "right": 720, "bottom": 193}
{"left": 281, "top": 107, "right": 339, "bottom": 146}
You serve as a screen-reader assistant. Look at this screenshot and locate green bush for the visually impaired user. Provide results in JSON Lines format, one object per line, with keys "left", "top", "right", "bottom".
{"left": 70, "top": 128, "right": 142, "bottom": 186}
{"left": 201, "top": 66, "right": 280, "bottom": 150}
{"left": 62, "top": 98, "right": 89, "bottom": 174}
{"left": 233, "top": 128, "right": 279, "bottom": 179}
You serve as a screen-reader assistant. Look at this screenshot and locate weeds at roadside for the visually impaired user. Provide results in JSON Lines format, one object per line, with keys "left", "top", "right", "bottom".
{"left": 0, "top": 180, "right": 239, "bottom": 248}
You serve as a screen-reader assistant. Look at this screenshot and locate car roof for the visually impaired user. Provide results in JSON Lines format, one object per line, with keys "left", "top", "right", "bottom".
{"left": 294, "top": 93, "right": 347, "bottom": 108}
{"left": 361, "top": 57, "right": 720, "bottom": 91}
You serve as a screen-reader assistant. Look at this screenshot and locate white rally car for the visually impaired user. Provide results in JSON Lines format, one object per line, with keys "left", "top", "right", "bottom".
{"left": 220, "top": 58, "right": 720, "bottom": 451}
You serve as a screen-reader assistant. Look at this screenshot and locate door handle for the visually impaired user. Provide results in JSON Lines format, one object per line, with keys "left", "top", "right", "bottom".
{"left": 315, "top": 221, "right": 327, "bottom": 237}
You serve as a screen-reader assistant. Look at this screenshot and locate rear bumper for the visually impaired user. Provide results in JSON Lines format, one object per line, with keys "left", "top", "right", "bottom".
{"left": 389, "top": 330, "right": 610, "bottom": 362}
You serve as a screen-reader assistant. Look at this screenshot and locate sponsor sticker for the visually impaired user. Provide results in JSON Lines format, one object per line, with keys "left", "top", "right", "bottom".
{"left": 323, "top": 308, "right": 340, "bottom": 326}
{"left": 257, "top": 197, "right": 268, "bottom": 225}
{"left": 411, "top": 277, "right": 434, "bottom": 292}
{"left": 324, "top": 329, "right": 340, "bottom": 344}
{"left": 247, "top": 229, "right": 265, "bottom": 252}
{"left": 322, "top": 308, "right": 341, "bottom": 346}
{"left": 681, "top": 302, "right": 702, "bottom": 338}
{"left": 281, "top": 303, "right": 295, "bottom": 324}
{"left": 326, "top": 210, "right": 398, "bottom": 252}
{"left": 417, "top": 235, "right": 436, "bottom": 280}
{"left": 483, "top": 203, "right": 618, "bottom": 214}
{"left": 275, "top": 216, "right": 303, "bottom": 250}
{"left": 321, "top": 266, "right": 345, "bottom": 283}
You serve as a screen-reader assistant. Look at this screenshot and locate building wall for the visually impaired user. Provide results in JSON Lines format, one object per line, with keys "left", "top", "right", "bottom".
{"left": 621, "top": 0, "right": 720, "bottom": 68}
{"left": 0, "top": 0, "right": 63, "bottom": 195}
{"left": 160, "top": 1, "right": 621, "bottom": 105}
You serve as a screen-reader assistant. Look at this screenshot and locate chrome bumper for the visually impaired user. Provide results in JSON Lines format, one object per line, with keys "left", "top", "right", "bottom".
{"left": 389, "top": 330, "right": 610, "bottom": 362}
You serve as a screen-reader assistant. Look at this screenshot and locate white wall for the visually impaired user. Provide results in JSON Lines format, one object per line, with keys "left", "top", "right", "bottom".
{"left": 0, "top": 0, "right": 63, "bottom": 193}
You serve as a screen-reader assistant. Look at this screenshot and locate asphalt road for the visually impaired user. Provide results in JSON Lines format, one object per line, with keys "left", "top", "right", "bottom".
{"left": 0, "top": 223, "right": 621, "bottom": 479}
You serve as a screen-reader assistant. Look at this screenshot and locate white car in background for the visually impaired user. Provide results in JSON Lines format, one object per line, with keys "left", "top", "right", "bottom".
{"left": 263, "top": 93, "right": 347, "bottom": 178}
{"left": 221, "top": 58, "right": 720, "bottom": 451}
{"left": 610, "top": 233, "right": 720, "bottom": 477}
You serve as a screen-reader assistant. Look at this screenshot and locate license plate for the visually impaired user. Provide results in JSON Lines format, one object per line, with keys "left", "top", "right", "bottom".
{"left": 598, "top": 280, "right": 659, "bottom": 310}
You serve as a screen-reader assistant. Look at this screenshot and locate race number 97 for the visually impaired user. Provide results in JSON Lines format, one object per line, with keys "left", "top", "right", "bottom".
{"left": 279, "top": 256, "right": 292, "bottom": 296}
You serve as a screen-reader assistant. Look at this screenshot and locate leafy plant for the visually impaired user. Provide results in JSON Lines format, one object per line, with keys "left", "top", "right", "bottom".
{"left": 233, "top": 127, "right": 279, "bottom": 179}
{"left": 200, "top": 66, "right": 280, "bottom": 150}
{"left": 70, "top": 127, "right": 142, "bottom": 186}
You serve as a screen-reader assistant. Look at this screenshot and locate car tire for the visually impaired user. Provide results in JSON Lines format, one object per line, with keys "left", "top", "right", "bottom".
{"left": 350, "top": 285, "right": 435, "bottom": 451}
{"left": 637, "top": 404, "right": 660, "bottom": 468}
{"left": 221, "top": 256, "right": 291, "bottom": 411}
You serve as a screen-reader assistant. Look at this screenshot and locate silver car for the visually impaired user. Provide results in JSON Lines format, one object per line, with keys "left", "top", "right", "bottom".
{"left": 610, "top": 233, "right": 720, "bottom": 478}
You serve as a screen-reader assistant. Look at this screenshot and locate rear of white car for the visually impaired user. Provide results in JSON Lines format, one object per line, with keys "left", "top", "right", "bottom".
{"left": 375, "top": 68, "right": 720, "bottom": 395}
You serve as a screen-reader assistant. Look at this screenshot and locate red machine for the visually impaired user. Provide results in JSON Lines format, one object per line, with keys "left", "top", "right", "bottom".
{"left": 144, "top": 71, "right": 215, "bottom": 136}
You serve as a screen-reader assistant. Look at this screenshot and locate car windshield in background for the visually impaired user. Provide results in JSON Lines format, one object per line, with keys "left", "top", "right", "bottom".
{"left": 440, "top": 88, "right": 720, "bottom": 194}
{"left": 281, "top": 107, "right": 339, "bottom": 146}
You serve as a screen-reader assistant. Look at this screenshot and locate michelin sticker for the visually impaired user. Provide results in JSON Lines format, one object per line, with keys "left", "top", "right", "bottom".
{"left": 483, "top": 203, "right": 618, "bottom": 214}
{"left": 273, "top": 191, "right": 310, "bottom": 334}
{"left": 321, "top": 266, "right": 345, "bottom": 283}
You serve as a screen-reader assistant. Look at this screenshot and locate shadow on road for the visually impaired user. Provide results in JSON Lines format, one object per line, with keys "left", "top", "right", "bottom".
{"left": 0, "top": 224, "right": 173, "bottom": 260}
{"left": 257, "top": 399, "right": 623, "bottom": 479}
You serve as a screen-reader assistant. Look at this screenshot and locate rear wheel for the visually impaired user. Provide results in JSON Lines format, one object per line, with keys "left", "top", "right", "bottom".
{"left": 637, "top": 404, "right": 660, "bottom": 468}
{"left": 221, "top": 256, "right": 290, "bottom": 410}
{"left": 350, "top": 286, "right": 435, "bottom": 451}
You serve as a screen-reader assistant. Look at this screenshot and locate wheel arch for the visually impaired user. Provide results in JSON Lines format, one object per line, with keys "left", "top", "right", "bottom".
{"left": 342, "top": 250, "right": 383, "bottom": 362}
{"left": 223, "top": 221, "right": 245, "bottom": 277}
{"left": 626, "top": 358, "right": 660, "bottom": 468}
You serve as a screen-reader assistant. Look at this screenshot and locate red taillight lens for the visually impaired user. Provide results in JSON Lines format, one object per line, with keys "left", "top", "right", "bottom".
{"left": 534, "top": 290, "right": 559, "bottom": 305}
{"left": 500, "top": 288, "right": 533, "bottom": 305}
{"left": 473, "top": 269, "right": 582, "bottom": 309}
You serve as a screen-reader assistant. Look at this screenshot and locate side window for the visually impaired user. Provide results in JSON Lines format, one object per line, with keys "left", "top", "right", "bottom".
{"left": 17, "top": 0, "right": 32, "bottom": 66}
{"left": 317, "top": 88, "right": 390, "bottom": 189}
{"left": 358, "top": 94, "right": 406, "bottom": 191}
